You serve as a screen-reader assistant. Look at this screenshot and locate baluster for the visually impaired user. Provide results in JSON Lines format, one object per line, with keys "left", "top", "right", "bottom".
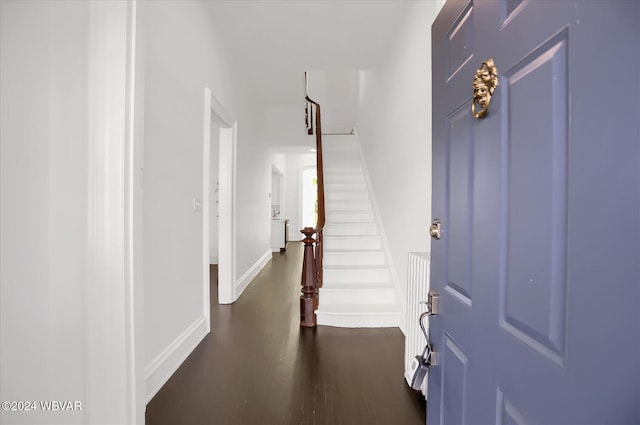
{"left": 300, "top": 227, "right": 318, "bottom": 327}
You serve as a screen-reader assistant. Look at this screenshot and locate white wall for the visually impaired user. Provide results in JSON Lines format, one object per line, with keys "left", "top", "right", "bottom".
{"left": 0, "top": 2, "right": 88, "bottom": 424}
{"left": 143, "top": 1, "right": 270, "bottom": 401}
{"left": 264, "top": 106, "right": 316, "bottom": 149}
{"left": 284, "top": 154, "right": 317, "bottom": 239}
{"left": 307, "top": 70, "right": 359, "bottom": 134}
{"left": 356, "top": 1, "right": 441, "bottom": 320}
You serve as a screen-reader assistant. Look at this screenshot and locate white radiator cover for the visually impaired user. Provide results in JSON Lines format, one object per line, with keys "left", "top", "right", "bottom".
{"left": 404, "top": 252, "right": 431, "bottom": 396}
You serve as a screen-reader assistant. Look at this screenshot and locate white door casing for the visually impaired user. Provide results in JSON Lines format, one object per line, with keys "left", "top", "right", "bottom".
{"left": 86, "top": 0, "right": 145, "bottom": 423}
{"left": 203, "top": 88, "right": 237, "bottom": 310}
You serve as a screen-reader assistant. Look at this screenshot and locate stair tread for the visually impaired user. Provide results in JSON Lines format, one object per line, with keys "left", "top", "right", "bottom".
{"left": 325, "top": 216, "right": 374, "bottom": 219}
{"left": 321, "top": 282, "right": 393, "bottom": 290}
{"left": 324, "top": 219, "right": 376, "bottom": 222}
{"left": 325, "top": 229, "right": 377, "bottom": 233}
{"left": 324, "top": 235, "right": 380, "bottom": 239}
{"left": 326, "top": 220, "right": 376, "bottom": 224}
{"left": 323, "top": 264, "right": 390, "bottom": 271}
{"left": 326, "top": 201, "right": 368, "bottom": 204}
{"left": 325, "top": 230, "right": 377, "bottom": 235}
{"left": 325, "top": 169, "right": 361, "bottom": 171}
{"left": 326, "top": 200, "right": 370, "bottom": 203}
{"left": 324, "top": 168, "right": 362, "bottom": 171}
{"left": 326, "top": 210, "right": 374, "bottom": 215}
{"left": 326, "top": 204, "right": 372, "bottom": 208}
{"left": 324, "top": 248, "right": 385, "bottom": 254}
{"left": 325, "top": 212, "right": 373, "bottom": 217}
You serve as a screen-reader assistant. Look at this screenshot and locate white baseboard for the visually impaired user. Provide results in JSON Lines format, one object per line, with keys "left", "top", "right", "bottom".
{"left": 209, "top": 256, "right": 218, "bottom": 264}
{"left": 234, "top": 249, "right": 272, "bottom": 300}
{"left": 145, "top": 314, "right": 209, "bottom": 403}
{"left": 316, "top": 310, "right": 401, "bottom": 328}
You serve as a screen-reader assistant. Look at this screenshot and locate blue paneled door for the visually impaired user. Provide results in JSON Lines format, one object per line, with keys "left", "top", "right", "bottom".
{"left": 429, "top": 1, "right": 640, "bottom": 424}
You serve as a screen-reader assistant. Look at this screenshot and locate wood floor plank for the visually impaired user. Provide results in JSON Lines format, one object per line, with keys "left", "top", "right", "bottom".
{"left": 146, "top": 242, "right": 425, "bottom": 425}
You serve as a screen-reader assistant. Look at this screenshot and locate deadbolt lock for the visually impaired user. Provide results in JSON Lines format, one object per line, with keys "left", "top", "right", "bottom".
{"left": 429, "top": 218, "right": 441, "bottom": 240}
{"left": 421, "top": 290, "right": 440, "bottom": 316}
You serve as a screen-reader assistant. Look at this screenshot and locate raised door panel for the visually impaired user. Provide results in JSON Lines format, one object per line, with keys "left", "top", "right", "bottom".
{"left": 499, "top": 31, "right": 569, "bottom": 366}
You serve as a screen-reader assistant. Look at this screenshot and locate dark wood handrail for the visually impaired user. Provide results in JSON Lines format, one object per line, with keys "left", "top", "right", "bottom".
{"left": 300, "top": 73, "right": 325, "bottom": 327}
{"left": 305, "top": 96, "right": 325, "bottom": 232}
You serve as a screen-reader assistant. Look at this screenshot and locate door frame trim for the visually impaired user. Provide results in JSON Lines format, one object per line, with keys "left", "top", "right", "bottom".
{"left": 203, "top": 88, "right": 237, "bottom": 310}
{"left": 86, "top": 0, "right": 145, "bottom": 422}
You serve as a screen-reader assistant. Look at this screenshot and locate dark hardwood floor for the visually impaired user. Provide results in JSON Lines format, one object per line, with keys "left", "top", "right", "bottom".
{"left": 146, "top": 242, "right": 425, "bottom": 425}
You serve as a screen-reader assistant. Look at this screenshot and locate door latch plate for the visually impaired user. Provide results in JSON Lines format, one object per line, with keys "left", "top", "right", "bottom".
{"left": 427, "top": 290, "right": 439, "bottom": 315}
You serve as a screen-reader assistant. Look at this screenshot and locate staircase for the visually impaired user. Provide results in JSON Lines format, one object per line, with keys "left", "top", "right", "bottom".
{"left": 315, "top": 135, "right": 401, "bottom": 328}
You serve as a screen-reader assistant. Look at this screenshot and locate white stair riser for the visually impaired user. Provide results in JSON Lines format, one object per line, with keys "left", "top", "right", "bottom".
{"left": 324, "top": 166, "right": 362, "bottom": 174}
{"left": 323, "top": 137, "right": 357, "bottom": 144}
{"left": 323, "top": 148, "right": 358, "bottom": 155}
{"left": 323, "top": 150, "right": 359, "bottom": 158}
{"left": 325, "top": 212, "right": 374, "bottom": 223}
{"left": 325, "top": 222, "right": 378, "bottom": 235}
{"left": 324, "top": 159, "right": 360, "bottom": 168}
{"left": 323, "top": 143, "right": 358, "bottom": 153}
{"left": 325, "top": 182, "right": 367, "bottom": 192}
{"left": 316, "top": 311, "right": 401, "bottom": 328}
{"left": 324, "top": 251, "right": 385, "bottom": 266}
{"left": 319, "top": 288, "right": 395, "bottom": 304}
{"left": 323, "top": 268, "right": 390, "bottom": 284}
{"left": 325, "top": 201, "right": 371, "bottom": 212}
{"left": 325, "top": 174, "right": 365, "bottom": 184}
{"left": 324, "top": 160, "right": 360, "bottom": 169}
{"left": 324, "top": 236, "right": 382, "bottom": 250}
{"left": 326, "top": 191, "right": 369, "bottom": 201}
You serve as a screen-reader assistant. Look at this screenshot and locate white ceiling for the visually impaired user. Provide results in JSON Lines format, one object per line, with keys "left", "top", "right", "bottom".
{"left": 206, "top": 1, "right": 413, "bottom": 108}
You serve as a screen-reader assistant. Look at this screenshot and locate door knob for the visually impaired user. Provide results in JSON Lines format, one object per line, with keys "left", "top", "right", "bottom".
{"left": 429, "top": 218, "right": 441, "bottom": 240}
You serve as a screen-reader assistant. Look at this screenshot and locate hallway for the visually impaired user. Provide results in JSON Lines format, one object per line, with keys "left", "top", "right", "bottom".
{"left": 146, "top": 242, "right": 425, "bottom": 425}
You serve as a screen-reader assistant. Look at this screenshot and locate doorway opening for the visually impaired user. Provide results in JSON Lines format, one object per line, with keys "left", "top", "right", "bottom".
{"left": 271, "top": 166, "right": 284, "bottom": 219}
{"left": 301, "top": 167, "right": 318, "bottom": 230}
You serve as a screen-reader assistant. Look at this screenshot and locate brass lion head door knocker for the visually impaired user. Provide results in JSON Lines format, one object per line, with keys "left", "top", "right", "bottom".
{"left": 472, "top": 58, "right": 499, "bottom": 119}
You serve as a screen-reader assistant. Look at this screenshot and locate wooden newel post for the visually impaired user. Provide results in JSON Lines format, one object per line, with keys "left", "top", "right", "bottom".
{"left": 300, "top": 227, "right": 319, "bottom": 327}
{"left": 315, "top": 229, "right": 323, "bottom": 288}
